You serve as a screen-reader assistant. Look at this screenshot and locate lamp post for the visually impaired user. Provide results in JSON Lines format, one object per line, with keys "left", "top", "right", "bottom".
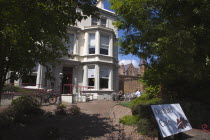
{"left": 58, "top": 72, "right": 63, "bottom": 105}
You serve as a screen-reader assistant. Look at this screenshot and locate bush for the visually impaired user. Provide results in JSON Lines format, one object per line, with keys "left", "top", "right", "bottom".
{"left": 130, "top": 95, "right": 161, "bottom": 108}
{"left": 55, "top": 104, "right": 67, "bottom": 115}
{"left": 11, "top": 96, "right": 43, "bottom": 124}
{"left": 127, "top": 95, "right": 162, "bottom": 137}
{"left": 68, "top": 105, "right": 81, "bottom": 115}
{"left": 137, "top": 118, "right": 157, "bottom": 136}
{"left": 119, "top": 115, "right": 140, "bottom": 125}
{"left": 2, "top": 84, "right": 19, "bottom": 93}
{"left": 180, "top": 101, "right": 210, "bottom": 129}
{"left": 0, "top": 96, "right": 43, "bottom": 128}
{"left": 11, "top": 96, "right": 41, "bottom": 114}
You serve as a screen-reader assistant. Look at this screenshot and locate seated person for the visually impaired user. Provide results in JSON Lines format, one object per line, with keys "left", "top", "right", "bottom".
{"left": 118, "top": 90, "right": 125, "bottom": 100}
{"left": 135, "top": 90, "right": 142, "bottom": 97}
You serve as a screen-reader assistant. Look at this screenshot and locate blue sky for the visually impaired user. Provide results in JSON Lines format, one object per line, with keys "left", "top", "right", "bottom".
{"left": 104, "top": 0, "right": 140, "bottom": 68}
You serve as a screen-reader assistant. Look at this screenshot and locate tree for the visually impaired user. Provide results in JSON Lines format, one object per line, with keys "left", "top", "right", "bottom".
{"left": 110, "top": 0, "right": 210, "bottom": 102}
{"left": 0, "top": 0, "right": 98, "bottom": 94}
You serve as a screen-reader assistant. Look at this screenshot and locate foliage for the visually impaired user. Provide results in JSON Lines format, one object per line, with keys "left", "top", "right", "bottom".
{"left": 180, "top": 101, "right": 210, "bottom": 129}
{"left": 55, "top": 103, "right": 67, "bottom": 115}
{"left": 0, "top": 95, "right": 43, "bottom": 128}
{"left": 130, "top": 93, "right": 162, "bottom": 108}
{"left": 119, "top": 115, "right": 140, "bottom": 125}
{"left": 0, "top": 0, "right": 98, "bottom": 93}
{"left": 11, "top": 95, "right": 41, "bottom": 114}
{"left": 68, "top": 105, "right": 81, "bottom": 115}
{"left": 2, "top": 84, "right": 35, "bottom": 93}
{"left": 125, "top": 95, "right": 162, "bottom": 136}
{"left": 2, "top": 84, "right": 19, "bottom": 93}
{"left": 110, "top": 0, "right": 210, "bottom": 102}
{"left": 137, "top": 118, "right": 157, "bottom": 136}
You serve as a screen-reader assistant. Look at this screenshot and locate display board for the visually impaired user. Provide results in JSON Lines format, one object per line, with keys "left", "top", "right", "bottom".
{"left": 151, "top": 104, "right": 192, "bottom": 138}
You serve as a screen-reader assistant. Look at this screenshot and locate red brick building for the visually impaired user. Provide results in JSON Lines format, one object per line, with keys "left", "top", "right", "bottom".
{"left": 119, "top": 59, "right": 147, "bottom": 94}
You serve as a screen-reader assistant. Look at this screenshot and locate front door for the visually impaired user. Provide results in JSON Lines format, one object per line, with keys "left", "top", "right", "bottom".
{"left": 62, "top": 67, "right": 73, "bottom": 94}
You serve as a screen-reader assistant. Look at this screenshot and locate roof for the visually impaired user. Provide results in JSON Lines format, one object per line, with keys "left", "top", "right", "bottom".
{"left": 124, "top": 64, "right": 131, "bottom": 72}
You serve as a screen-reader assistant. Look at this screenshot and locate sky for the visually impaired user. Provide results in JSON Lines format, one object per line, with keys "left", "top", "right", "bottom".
{"left": 104, "top": 0, "right": 140, "bottom": 68}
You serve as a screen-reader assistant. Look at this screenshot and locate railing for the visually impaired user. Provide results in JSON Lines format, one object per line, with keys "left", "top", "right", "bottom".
{"left": 62, "top": 84, "right": 94, "bottom": 95}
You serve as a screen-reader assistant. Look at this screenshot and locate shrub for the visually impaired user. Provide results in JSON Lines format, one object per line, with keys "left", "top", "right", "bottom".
{"left": 128, "top": 95, "right": 162, "bottom": 137}
{"left": 119, "top": 115, "right": 140, "bottom": 125}
{"left": 10, "top": 96, "right": 43, "bottom": 124}
{"left": 130, "top": 95, "right": 161, "bottom": 108}
{"left": 11, "top": 96, "right": 41, "bottom": 114}
{"left": 180, "top": 101, "right": 210, "bottom": 129}
{"left": 55, "top": 104, "right": 67, "bottom": 115}
{"left": 137, "top": 118, "right": 157, "bottom": 136}
{"left": 2, "top": 84, "right": 19, "bottom": 93}
{"left": 68, "top": 105, "right": 81, "bottom": 115}
{"left": 0, "top": 96, "right": 43, "bottom": 127}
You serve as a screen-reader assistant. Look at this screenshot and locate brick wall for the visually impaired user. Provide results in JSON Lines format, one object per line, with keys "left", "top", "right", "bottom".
{"left": 119, "top": 76, "right": 144, "bottom": 94}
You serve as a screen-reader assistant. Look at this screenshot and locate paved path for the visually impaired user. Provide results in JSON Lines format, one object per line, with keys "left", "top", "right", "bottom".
{"left": 1, "top": 100, "right": 209, "bottom": 140}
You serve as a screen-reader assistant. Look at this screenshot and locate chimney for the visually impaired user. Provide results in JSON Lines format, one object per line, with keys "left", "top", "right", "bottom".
{"left": 120, "top": 63, "right": 124, "bottom": 75}
{"left": 138, "top": 58, "right": 147, "bottom": 76}
{"left": 96, "top": 0, "right": 104, "bottom": 9}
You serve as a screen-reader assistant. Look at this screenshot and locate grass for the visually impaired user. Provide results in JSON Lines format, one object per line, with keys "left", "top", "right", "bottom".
{"left": 119, "top": 102, "right": 131, "bottom": 108}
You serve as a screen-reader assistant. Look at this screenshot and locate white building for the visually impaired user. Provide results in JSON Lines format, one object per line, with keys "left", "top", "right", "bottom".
{"left": 7, "top": 0, "right": 119, "bottom": 103}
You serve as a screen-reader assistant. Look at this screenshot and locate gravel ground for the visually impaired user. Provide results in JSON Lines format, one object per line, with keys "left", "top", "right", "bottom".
{"left": 0, "top": 100, "right": 209, "bottom": 140}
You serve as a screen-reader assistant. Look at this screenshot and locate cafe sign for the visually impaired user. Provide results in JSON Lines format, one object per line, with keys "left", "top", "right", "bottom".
{"left": 151, "top": 104, "right": 192, "bottom": 138}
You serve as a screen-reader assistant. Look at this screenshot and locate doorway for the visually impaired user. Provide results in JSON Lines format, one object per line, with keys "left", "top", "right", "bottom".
{"left": 62, "top": 67, "right": 73, "bottom": 94}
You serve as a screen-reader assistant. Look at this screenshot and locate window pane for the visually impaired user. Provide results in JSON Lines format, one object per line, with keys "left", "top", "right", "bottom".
{"left": 88, "top": 66, "right": 95, "bottom": 87}
{"left": 91, "top": 17, "right": 98, "bottom": 25}
{"left": 100, "top": 69, "right": 109, "bottom": 78}
{"left": 64, "top": 33, "right": 74, "bottom": 54}
{"left": 100, "top": 78, "right": 108, "bottom": 88}
{"left": 100, "top": 67, "right": 109, "bottom": 89}
{"left": 100, "top": 35, "right": 109, "bottom": 55}
{"left": 101, "top": 18, "right": 107, "bottom": 27}
{"left": 88, "top": 78, "right": 95, "bottom": 86}
{"left": 89, "top": 33, "right": 95, "bottom": 54}
{"left": 22, "top": 75, "right": 37, "bottom": 86}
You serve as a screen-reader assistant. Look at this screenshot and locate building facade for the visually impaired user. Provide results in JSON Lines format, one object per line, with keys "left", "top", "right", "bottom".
{"left": 6, "top": 0, "right": 119, "bottom": 102}
{"left": 119, "top": 59, "right": 147, "bottom": 94}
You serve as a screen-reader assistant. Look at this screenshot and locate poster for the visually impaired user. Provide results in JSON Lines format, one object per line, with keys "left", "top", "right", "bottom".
{"left": 151, "top": 104, "right": 192, "bottom": 138}
{"left": 88, "top": 69, "right": 95, "bottom": 78}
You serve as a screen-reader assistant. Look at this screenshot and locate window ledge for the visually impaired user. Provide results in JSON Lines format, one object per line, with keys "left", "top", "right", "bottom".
{"left": 83, "top": 54, "right": 113, "bottom": 58}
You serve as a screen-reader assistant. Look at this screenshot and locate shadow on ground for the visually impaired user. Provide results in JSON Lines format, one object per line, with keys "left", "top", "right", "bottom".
{"left": 0, "top": 112, "right": 116, "bottom": 140}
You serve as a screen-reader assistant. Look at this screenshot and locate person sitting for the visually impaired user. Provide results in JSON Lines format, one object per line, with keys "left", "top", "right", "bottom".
{"left": 118, "top": 90, "right": 125, "bottom": 101}
{"left": 135, "top": 90, "right": 141, "bottom": 97}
